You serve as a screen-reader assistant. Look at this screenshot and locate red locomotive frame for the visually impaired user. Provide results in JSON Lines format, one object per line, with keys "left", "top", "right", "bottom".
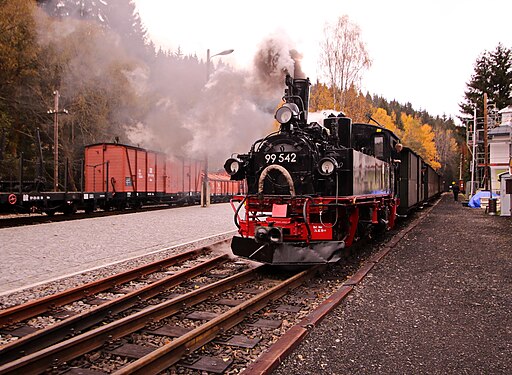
{"left": 231, "top": 193, "right": 398, "bottom": 260}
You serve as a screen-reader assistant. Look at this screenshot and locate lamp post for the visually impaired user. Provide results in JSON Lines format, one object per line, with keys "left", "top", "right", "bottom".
{"left": 201, "top": 48, "right": 234, "bottom": 207}
{"left": 47, "top": 90, "right": 68, "bottom": 192}
{"left": 206, "top": 48, "right": 234, "bottom": 81}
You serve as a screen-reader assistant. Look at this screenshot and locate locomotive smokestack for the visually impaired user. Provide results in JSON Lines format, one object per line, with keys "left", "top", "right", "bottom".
{"left": 293, "top": 77, "right": 310, "bottom": 123}
{"left": 282, "top": 74, "right": 310, "bottom": 124}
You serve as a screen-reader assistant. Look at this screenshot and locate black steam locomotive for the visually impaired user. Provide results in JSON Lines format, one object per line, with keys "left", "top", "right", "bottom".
{"left": 224, "top": 74, "right": 406, "bottom": 265}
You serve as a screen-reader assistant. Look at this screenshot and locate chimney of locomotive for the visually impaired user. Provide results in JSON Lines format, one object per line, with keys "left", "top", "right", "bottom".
{"left": 292, "top": 77, "right": 311, "bottom": 124}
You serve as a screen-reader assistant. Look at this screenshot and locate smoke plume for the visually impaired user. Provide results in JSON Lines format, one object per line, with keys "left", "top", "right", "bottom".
{"left": 136, "top": 33, "right": 306, "bottom": 169}
{"left": 34, "top": 4, "right": 306, "bottom": 170}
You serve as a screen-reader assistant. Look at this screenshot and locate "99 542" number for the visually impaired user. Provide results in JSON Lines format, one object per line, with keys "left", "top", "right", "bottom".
{"left": 264, "top": 152, "right": 297, "bottom": 164}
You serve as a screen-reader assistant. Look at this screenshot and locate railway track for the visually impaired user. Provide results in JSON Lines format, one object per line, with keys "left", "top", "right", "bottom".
{"left": 0, "top": 204, "right": 430, "bottom": 374}
{"left": 0, "top": 204, "right": 203, "bottom": 228}
{"left": 0, "top": 240, "right": 321, "bottom": 374}
{"left": 0, "top": 240, "right": 394, "bottom": 375}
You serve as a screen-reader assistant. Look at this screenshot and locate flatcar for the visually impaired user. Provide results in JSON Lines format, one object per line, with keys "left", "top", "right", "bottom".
{"left": 0, "top": 143, "right": 243, "bottom": 215}
{"left": 224, "top": 74, "right": 441, "bottom": 266}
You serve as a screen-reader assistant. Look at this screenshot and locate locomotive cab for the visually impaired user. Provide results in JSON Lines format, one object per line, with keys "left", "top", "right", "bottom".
{"left": 351, "top": 123, "right": 400, "bottom": 163}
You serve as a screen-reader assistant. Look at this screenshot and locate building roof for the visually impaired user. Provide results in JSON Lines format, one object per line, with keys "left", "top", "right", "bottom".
{"left": 498, "top": 105, "right": 512, "bottom": 114}
{"left": 489, "top": 124, "right": 511, "bottom": 137}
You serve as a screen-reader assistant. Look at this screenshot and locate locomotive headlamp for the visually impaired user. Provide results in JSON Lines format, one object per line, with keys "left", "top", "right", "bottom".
{"left": 318, "top": 157, "right": 339, "bottom": 176}
{"left": 275, "top": 103, "right": 300, "bottom": 124}
{"left": 224, "top": 157, "right": 246, "bottom": 180}
{"left": 224, "top": 158, "right": 241, "bottom": 175}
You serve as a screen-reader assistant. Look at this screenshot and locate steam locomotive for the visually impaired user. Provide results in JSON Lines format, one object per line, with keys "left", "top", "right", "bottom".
{"left": 224, "top": 74, "right": 440, "bottom": 265}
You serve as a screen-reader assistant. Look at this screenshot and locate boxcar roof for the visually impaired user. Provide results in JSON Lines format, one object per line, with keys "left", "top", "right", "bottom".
{"left": 85, "top": 142, "right": 165, "bottom": 155}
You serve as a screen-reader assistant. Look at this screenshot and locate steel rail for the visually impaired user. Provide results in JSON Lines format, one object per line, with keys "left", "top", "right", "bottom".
{"left": 115, "top": 266, "right": 320, "bottom": 375}
{"left": 0, "top": 245, "right": 216, "bottom": 327}
{"left": 0, "top": 254, "right": 229, "bottom": 366}
{"left": 0, "top": 265, "right": 259, "bottom": 375}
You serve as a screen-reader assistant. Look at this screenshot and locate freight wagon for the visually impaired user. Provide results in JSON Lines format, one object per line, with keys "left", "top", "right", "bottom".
{"left": 0, "top": 143, "right": 243, "bottom": 215}
{"left": 398, "top": 146, "right": 442, "bottom": 215}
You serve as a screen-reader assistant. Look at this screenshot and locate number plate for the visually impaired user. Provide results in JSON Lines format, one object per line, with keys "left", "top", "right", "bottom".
{"left": 264, "top": 152, "right": 298, "bottom": 164}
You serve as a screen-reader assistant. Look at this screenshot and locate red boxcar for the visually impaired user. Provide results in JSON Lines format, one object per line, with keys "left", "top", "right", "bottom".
{"left": 84, "top": 143, "right": 204, "bottom": 195}
{"left": 209, "top": 172, "right": 245, "bottom": 197}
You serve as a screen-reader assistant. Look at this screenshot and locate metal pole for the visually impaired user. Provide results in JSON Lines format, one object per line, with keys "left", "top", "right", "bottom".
{"left": 201, "top": 156, "right": 209, "bottom": 207}
{"left": 483, "top": 93, "right": 489, "bottom": 191}
{"left": 202, "top": 49, "right": 211, "bottom": 207}
{"left": 483, "top": 94, "right": 497, "bottom": 215}
{"left": 206, "top": 48, "right": 210, "bottom": 82}
{"left": 471, "top": 107, "right": 477, "bottom": 197}
{"left": 459, "top": 154, "right": 463, "bottom": 182}
{"left": 48, "top": 91, "right": 68, "bottom": 191}
{"left": 64, "top": 158, "right": 68, "bottom": 193}
{"left": 19, "top": 152, "right": 23, "bottom": 194}
{"left": 80, "top": 159, "right": 84, "bottom": 193}
{"left": 53, "top": 90, "right": 59, "bottom": 191}
{"left": 200, "top": 48, "right": 233, "bottom": 207}
{"left": 509, "top": 121, "right": 512, "bottom": 175}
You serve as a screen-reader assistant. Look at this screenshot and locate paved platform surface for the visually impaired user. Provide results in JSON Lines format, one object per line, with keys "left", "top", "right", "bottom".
{"left": 275, "top": 194, "right": 511, "bottom": 374}
{"left": 0, "top": 204, "right": 236, "bottom": 294}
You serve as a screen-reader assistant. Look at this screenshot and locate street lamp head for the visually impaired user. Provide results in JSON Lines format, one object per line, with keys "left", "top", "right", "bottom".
{"left": 207, "top": 49, "right": 234, "bottom": 80}
{"left": 219, "top": 49, "right": 234, "bottom": 56}
{"left": 212, "top": 49, "right": 234, "bottom": 58}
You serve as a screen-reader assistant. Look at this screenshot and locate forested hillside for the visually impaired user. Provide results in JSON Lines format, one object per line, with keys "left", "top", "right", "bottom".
{"left": 0, "top": 0, "right": 210, "bottom": 187}
{"left": 1, "top": 1, "right": 485, "bottom": 188}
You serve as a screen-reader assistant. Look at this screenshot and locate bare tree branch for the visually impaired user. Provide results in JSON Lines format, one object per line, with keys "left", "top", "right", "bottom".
{"left": 320, "top": 15, "right": 372, "bottom": 110}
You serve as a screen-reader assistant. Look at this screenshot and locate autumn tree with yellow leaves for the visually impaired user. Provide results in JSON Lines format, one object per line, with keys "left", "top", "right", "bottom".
{"left": 309, "top": 82, "right": 334, "bottom": 112}
{"left": 400, "top": 113, "right": 440, "bottom": 169}
{"left": 371, "top": 108, "right": 402, "bottom": 137}
{"left": 309, "top": 82, "right": 372, "bottom": 123}
{"left": 343, "top": 84, "right": 373, "bottom": 123}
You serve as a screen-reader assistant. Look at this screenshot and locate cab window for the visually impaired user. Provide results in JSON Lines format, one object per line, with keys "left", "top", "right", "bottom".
{"left": 374, "top": 135, "right": 384, "bottom": 159}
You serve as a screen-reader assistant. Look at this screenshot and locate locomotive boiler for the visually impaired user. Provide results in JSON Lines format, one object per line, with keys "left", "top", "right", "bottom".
{"left": 224, "top": 74, "right": 402, "bottom": 265}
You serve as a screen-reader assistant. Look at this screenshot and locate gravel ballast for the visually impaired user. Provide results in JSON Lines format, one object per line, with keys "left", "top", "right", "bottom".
{"left": 0, "top": 203, "right": 236, "bottom": 296}
{"left": 274, "top": 194, "right": 512, "bottom": 374}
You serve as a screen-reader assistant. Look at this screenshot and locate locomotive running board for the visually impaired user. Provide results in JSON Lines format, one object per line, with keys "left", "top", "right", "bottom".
{"left": 231, "top": 236, "right": 345, "bottom": 265}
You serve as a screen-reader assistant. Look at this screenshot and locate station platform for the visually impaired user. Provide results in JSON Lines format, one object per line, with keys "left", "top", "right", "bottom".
{"left": 274, "top": 193, "right": 511, "bottom": 374}
{"left": 0, "top": 204, "right": 236, "bottom": 295}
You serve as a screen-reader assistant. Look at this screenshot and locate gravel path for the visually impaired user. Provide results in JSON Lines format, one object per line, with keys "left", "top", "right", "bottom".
{"left": 0, "top": 203, "right": 236, "bottom": 294}
{"left": 274, "top": 194, "right": 512, "bottom": 374}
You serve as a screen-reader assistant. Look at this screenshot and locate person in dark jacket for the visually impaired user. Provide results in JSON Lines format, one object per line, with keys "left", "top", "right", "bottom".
{"left": 452, "top": 181, "right": 460, "bottom": 201}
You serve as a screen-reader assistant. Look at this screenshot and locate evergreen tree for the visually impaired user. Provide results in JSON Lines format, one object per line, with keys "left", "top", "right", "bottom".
{"left": 489, "top": 44, "right": 512, "bottom": 110}
{"left": 37, "top": 0, "right": 149, "bottom": 59}
{"left": 460, "top": 43, "right": 512, "bottom": 117}
{"left": 37, "top": 0, "right": 109, "bottom": 22}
